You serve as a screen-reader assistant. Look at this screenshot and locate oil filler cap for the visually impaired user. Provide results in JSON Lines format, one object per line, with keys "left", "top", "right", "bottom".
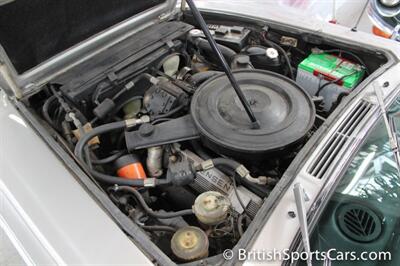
{"left": 139, "top": 123, "right": 155, "bottom": 137}
{"left": 171, "top": 226, "right": 209, "bottom": 262}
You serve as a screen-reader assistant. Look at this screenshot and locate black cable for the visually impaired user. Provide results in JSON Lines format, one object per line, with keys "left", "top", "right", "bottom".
{"left": 77, "top": 123, "right": 93, "bottom": 170}
{"left": 42, "top": 95, "right": 57, "bottom": 125}
{"left": 114, "top": 74, "right": 154, "bottom": 101}
{"left": 322, "top": 49, "right": 370, "bottom": 75}
{"left": 261, "top": 34, "right": 295, "bottom": 80}
{"left": 151, "top": 104, "right": 185, "bottom": 120}
{"left": 49, "top": 85, "right": 93, "bottom": 170}
{"left": 152, "top": 69, "right": 175, "bottom": 81}
{"left": 90, "top": 117, "right": 99, "bottom": 125}
{"left": 151, "top": 118, "right": 173, "bottom": 125}
{"left": 209, "top": 158, "right": 253, "bottom": 218}
{"left": 54, "top": 107, "right": 63, "bottom": 125}
{"left": 61, "top": 121, "right": 74, "bottom": 148}
{"left": 92, "top": 73, "right": 152, "bottom": 105}
{"left": 132, "top": 211, "right": 177, "bottom": 233}
{"left": 330, "top": 91, "right": 350, "bottom": 111}
{"left": 115, "top": 186, "right": 193, "bottom": 219}
{"left": 49, "top": 85, "right": 73, "bottom": 113}
{"left": 316, "top": 82, "right": 334, "bottom": 97}
{"left": 231, "top": 173, "right": 253, "bottom": 219}
{"left": 316, "top": 71, "right": 358, "bottom": 96}
{"left": 140, "top": 225, "right": 176, "bottom": 233}
{"left": 191, "top": 140, "right": 212, "bottom": 160}
{"left": 42, "top": 95, "right": 61, "bottom": 130}
{"left": 47, "top": 85, "right": 95, "bottom": 169}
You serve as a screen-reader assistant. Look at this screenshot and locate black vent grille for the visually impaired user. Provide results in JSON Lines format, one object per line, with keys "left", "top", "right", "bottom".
{"left": 337, "top": 204, "right": 382, "bottom": 243}
{"left": 308, "top": 101, "right": 373, "bottom": 179}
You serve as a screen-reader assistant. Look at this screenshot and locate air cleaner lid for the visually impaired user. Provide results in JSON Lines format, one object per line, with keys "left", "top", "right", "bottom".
{"left": 190, "top": 70, "right": 315, "bottom": 157}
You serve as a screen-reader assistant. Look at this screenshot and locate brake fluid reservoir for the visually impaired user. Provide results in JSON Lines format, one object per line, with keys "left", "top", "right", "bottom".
{"left": 193, "top": 191, "right": 231, "bottom": 225}
{"left": 171, "top": 226, "right": 209, "bottom": 262}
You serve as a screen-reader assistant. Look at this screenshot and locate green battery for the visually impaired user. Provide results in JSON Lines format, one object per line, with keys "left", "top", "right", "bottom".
{"left": 296, "top": 52, "right": 365, "bottom": 111}
{"left": 297, "top": 53, "right": 364, "bottom": 89}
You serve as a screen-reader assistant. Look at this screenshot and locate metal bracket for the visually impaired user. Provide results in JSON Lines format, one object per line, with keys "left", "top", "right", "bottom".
{"left": 293, "top": 183, "right": 312, "bottom": 266}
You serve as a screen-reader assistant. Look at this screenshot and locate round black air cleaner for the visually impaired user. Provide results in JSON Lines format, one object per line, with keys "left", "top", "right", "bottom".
{"left": 190, "top": 70, "right": 315, "bottom": 158}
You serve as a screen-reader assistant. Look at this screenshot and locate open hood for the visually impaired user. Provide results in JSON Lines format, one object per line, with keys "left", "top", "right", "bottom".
{"left": 0, "top": 0, "right": 177, "bottom": 98}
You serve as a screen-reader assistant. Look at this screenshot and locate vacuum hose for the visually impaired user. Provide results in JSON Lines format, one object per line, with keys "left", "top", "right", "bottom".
{"left": 115, "top": 186, "right": 194, "bottom": 219}
{"left": 74, "top": 117, "right": 169, "bottom": 187}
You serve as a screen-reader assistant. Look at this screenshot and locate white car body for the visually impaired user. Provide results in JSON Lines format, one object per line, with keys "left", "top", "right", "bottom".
{"left": 1, "top": 0, "right": 400, "bottom": 265}
{"left": 194, "top": 0, "right": 372, "bottom": 30}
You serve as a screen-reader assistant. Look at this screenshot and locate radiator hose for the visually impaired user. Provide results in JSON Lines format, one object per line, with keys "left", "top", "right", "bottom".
{"left": 193, "top": 38, "right": 237, "bottom": 63}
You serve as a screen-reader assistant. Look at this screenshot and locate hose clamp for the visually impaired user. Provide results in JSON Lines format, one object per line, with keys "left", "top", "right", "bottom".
{"left": 125, "top": 115, "right": 150, "bottom": 128}
{"left": 200, "top": 160, "right": 214, "bottom": 171}
{"left": 235, "top": 164, "right": 249, "bottom": 178}
{"left": 144, "top": 178, "right": 157, "bottom": 187}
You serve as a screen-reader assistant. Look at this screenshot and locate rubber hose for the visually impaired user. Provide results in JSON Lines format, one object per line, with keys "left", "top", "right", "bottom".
{"left": 194, "top": 38, "right": 237, "bottom": 63}
{"left": 237, "top": 213, "right": 246, "bottom": 236}
{"left": 189, "top": 71, "right": 222, "bottom": 86}
{"left": 141, "top": 225, "right": 176, "bottom": 233}
{"left": 75, "top": 121, "right": 126, "bottom": 160}
{"left": 211, "top": 158, "right": 241, "bottom": 170}
{"left": 74, "top": 121, "right": 169, "bottom": 186}
{"left": 117, "top": 186, "right": 194, "bottom": 219}
{"left": 91, "top": 150, "right": 125, "bottom": 165}
{"left": 191, "top": 140, "right": 212, "bottom": 160}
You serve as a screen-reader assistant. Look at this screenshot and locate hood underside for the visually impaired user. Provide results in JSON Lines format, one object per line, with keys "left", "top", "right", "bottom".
{"left": 0, "top": 0, "right": 177, "bottom": 97}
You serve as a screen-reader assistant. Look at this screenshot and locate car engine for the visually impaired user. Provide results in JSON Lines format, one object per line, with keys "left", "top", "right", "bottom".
{"left": 32, "top": 16, "right": 380, "bottom": 262}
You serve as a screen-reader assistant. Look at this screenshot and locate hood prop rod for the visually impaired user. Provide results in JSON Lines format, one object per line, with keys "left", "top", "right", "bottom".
{"left": 185, "top": 0, "right": 260, "bottom": 129}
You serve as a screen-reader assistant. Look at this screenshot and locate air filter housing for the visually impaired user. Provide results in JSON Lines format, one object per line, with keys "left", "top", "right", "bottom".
{"left": 190, "top": 70, "right": 315, "bottom": 159}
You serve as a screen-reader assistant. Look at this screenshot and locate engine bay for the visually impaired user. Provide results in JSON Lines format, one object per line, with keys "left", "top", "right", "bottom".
{"left": 27, "top": 16, "right": 388, "bottom": 263}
